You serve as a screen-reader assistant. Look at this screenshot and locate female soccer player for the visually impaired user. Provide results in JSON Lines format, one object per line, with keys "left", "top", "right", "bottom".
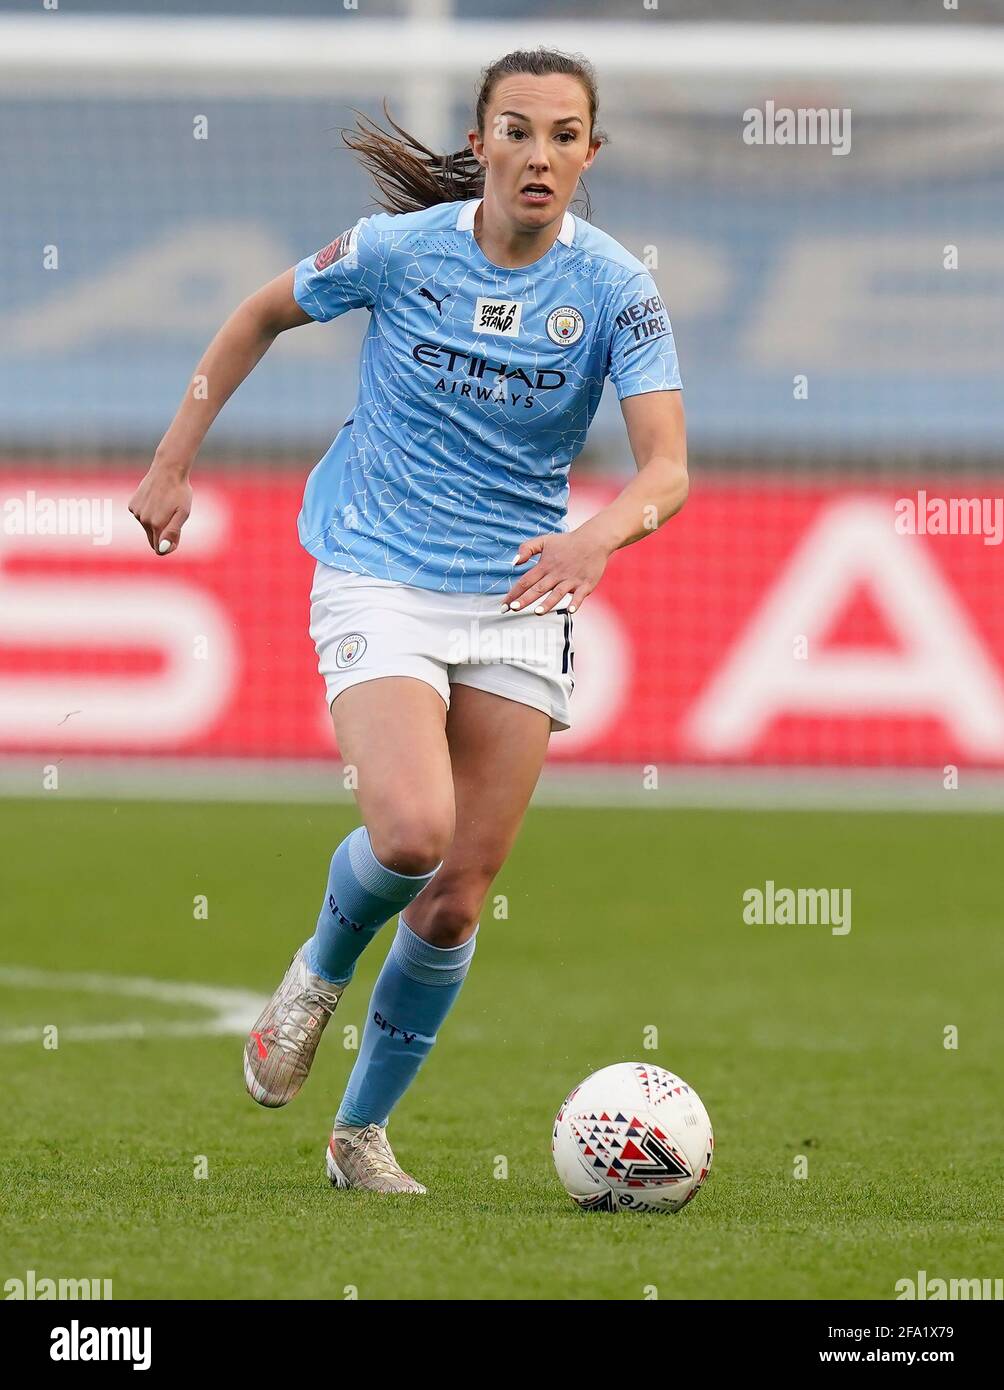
{"left": 129, "top": 48, "right": 688, "bottom": 1194}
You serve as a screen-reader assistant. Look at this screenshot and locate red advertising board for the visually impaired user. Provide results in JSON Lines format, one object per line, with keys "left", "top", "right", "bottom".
{"left": 2, "top": 470, "right": 1002, "bottom": 766}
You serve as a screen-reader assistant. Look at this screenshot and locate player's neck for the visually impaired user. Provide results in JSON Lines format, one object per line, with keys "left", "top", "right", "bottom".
{"left": 473, "top": 196, "right": 562, "bottom": 270}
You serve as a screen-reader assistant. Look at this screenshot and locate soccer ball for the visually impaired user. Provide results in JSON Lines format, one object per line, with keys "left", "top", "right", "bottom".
{"left": 552, "top": 1061, "right": 713, "bottom": 1213}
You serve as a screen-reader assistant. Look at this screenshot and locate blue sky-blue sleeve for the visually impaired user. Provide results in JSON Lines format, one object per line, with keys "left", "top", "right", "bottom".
{"left": 606, "top": 270, "right": 682, "bottom": 399}
{"left": 293, "top": 216, "right": 385, "bottom": 322}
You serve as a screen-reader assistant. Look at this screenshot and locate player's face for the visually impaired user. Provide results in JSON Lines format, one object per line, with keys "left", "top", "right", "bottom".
{"left": 473, "top": 74, "right": 600, "bottom": 228}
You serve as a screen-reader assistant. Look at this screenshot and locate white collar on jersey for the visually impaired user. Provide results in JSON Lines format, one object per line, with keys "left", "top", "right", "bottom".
{"left": 456, "top": 197, "right": 576, "bottom": 247}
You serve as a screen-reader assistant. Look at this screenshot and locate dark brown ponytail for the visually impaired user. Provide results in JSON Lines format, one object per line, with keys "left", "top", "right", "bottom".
{"left": 339, "top": 47, "right": 606, "bottom": 221}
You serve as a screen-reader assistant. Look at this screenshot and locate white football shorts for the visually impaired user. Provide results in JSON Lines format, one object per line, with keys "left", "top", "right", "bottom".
{"left": 309, "top": 561, "right": 575, "bottom": 732}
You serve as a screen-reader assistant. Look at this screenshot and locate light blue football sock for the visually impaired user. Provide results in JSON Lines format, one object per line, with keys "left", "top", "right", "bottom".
{"left": 335, "top": 916, "right": 478, "bottom": 1128}
{"left": 304, "top": 827, "right": 440, "bottom": 986}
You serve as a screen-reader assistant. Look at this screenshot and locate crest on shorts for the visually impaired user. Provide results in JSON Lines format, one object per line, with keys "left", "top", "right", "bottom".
{"left": 335, "top": 633, "right": 367, "bottom": 669}
{"left": 546, "top": 306, "right": 584, "bottom": 345}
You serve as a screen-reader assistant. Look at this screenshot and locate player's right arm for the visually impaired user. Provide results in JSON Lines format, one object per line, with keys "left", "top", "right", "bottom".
{"left": 129, "top": 267, "right": 312, "bottom": 555}
{"left": 132, "top": 215, "right": 384, "bottom": 554}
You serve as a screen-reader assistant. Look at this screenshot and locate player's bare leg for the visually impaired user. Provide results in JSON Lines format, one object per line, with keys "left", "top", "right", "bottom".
{"left": 332, "top": 676, "right": 456, "bottom": 875}
{"left": 405, "top": 683, "right": 551, "bottom": 948}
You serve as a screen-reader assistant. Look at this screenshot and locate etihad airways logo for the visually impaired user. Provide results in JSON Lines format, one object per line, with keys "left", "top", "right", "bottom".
{"left": 412, "top": 342, "right": 565, "bottom": 406}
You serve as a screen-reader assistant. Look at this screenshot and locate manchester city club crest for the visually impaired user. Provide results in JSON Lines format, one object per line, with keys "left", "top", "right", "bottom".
{"left": 335, "top": 633, "right": 367, "bottom": 669}
{"left": 545, "top": 306, "right": 585, "bottom": 345}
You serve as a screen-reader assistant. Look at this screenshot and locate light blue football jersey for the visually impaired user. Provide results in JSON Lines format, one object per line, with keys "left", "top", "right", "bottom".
{"left": 293, "top": 197, "right": 682, "bottom": 594}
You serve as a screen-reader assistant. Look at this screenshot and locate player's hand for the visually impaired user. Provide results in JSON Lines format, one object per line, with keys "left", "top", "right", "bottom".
{"left": 128, "top": 461, "right": 192, "bottom": 555}
{"left": 502, "top": 527, "right": 610, "bottom": 615}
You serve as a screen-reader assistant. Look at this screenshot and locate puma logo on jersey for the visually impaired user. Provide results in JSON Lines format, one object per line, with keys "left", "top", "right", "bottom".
{"left": 419, "top": 286, "right": 452, "bottom": 315}
{"left": 473, "top": 297, "right": 522, "bottom": 337}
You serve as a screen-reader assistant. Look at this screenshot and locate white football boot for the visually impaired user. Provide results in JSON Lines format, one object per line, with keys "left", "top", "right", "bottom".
{"left": 244, "top": 947, "right": 345, "bottom": 1107}
{"left": 326, "top": 1122, "right": 427, "bottom": 1194}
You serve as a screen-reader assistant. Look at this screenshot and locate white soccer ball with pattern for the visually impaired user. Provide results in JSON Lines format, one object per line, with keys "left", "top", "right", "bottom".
{"left": 552, "top": 1062, "right": 713, "bottom": 1213}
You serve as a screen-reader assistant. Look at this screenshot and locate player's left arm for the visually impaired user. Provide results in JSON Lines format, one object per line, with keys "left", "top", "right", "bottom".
{"left": 503, "top": 389, "right": 688, "bottom": 614}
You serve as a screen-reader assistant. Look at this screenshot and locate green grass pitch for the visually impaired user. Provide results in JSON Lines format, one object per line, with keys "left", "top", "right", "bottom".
{"left": 2, "top": 796, "right": 1002, "bottom": 1300}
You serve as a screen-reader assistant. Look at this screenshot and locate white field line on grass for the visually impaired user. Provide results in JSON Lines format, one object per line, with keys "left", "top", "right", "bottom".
{"left": 1, "top": 757, "right": 1004, "bottom": 812}
{"left": 0, "top": 965, "right": 265, "bottom": 1044}
{"left": 0, "top": 965, "right": 874, "bottom": 1056}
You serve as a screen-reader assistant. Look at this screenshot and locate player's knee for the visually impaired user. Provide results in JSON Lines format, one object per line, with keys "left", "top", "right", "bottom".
{"left": 413, "top": 878, "right": 488, "bottom": 946}
{"left": 370, "top": 814, "right": 453, "bottom": 877}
